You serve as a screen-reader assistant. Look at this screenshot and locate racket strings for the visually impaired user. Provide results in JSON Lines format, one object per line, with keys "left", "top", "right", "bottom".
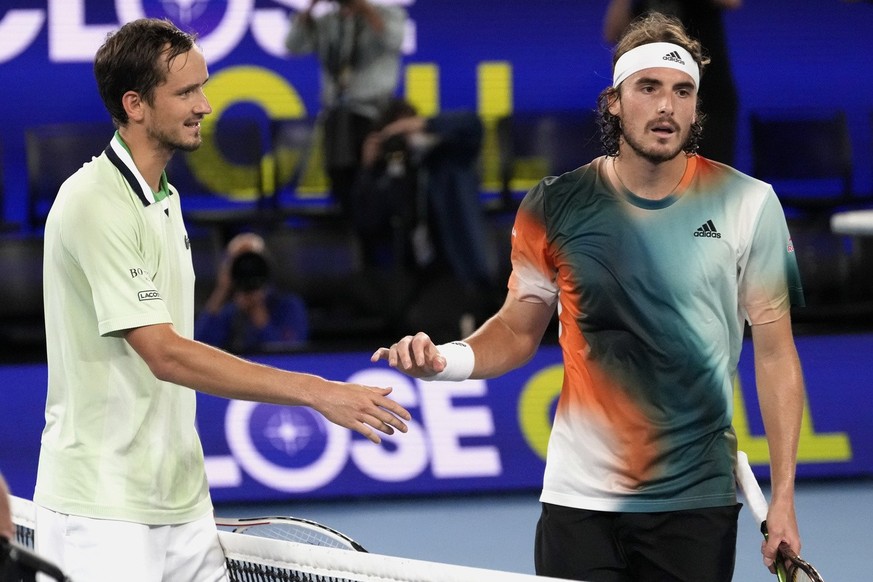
{"left": 787, "top": 558, "right": 824, "bottom": 582}
{"left": 789, "top": 565, "right": 814, "bottom": 582}
{"left": 779, "top": 545, "right": 824, "bottom": 582}
{"left": 240, "top": 522, "right": 354, "bottom": 549}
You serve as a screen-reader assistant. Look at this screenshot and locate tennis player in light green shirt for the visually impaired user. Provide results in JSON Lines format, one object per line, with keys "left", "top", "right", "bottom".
{"left": 34, "top": 18, "right": 410, "bottom": 582}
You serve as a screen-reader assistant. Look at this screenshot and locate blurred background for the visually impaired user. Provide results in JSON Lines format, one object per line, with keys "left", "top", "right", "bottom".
{"left": 1, "top": 1, "right": 871, "bottom": 579}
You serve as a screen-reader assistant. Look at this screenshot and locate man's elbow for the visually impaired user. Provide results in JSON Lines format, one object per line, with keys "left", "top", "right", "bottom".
{"left": 144, "top": 355, "right": 180, "bottom": 384}
{"left": 125, "top": 325, "right": 189, "bottom": 383}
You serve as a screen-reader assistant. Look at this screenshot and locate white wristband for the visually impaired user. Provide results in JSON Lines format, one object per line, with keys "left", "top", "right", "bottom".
{"left": 423, "top": 341, "right": 475, "bottom": 382}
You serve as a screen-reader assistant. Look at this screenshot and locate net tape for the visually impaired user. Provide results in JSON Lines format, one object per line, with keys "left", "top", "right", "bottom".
{"left": 11, "top": 496, "right": 570, "bottom": 582}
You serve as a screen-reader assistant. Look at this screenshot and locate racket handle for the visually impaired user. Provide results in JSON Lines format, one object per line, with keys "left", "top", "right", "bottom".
{"left": 737, "top": 452, "right": 791, "bottom": 581}
{"left": 736, "top": 451, "right": 770, "bottom": 526}
{"left": 775, "top": 544, "right": 790, "bottom": 582}
{"left": 762, "top": 521, "right": 790, "bottom": 582}
{"left": 776, "top": 563, "right": 789, "bottom": 582}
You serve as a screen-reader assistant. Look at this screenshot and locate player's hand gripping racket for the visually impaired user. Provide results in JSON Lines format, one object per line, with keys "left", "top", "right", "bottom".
{"left": 735, "top": 451, "right": 824, "bottom": 582}
{"left": 214, "top": 515, "right": 367, "bottom": 552}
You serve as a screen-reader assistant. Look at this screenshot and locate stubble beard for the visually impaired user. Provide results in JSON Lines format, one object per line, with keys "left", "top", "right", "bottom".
{"left": 621, "top": 124, "right": 689, "bottom": 165}
{"left": 150, "top": 124, "right": 203, "bottom": 153}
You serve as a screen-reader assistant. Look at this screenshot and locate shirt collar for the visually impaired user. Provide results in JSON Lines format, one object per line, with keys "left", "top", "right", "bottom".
{"left": 104, "top": 131, "right": 172, "bottom": 207}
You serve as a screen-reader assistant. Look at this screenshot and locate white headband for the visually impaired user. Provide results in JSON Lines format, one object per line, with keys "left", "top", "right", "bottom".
{"left": 612, "top": 42, "right": 700, "bottom": 89}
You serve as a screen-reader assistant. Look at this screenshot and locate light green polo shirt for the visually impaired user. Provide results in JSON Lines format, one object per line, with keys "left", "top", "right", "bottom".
{"left": 35, "top": 133, "right": 212, "bottom": 525}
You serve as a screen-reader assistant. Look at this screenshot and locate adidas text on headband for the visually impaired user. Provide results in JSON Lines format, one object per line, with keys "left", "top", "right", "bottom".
{"left": 612, "top": 42, "right": 700, "bottom": 89}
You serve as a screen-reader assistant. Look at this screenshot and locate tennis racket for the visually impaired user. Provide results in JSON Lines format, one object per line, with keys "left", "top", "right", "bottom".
{"left": 214, "top": 515, "right": 367, "bottom": 552}
{"left": 1, "top": 536, "right": 71, "bottom": 581}
{"left": 735, "top": 451, "right": 825, "bottom": 582}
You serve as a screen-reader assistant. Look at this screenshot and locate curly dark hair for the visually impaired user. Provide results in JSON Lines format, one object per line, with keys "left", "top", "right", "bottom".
{"left": 597, "top": 12, "right": 710, "bottom": 157}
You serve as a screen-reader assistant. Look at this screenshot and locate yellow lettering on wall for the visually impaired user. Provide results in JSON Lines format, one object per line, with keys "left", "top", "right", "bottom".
{"left": 405, "top": 63, "right": 439, "bottom": 117}
{"left": 517, "top": 363, "right": 853, "bottom": 467}
{"left": 478, "top": 61, "right": 513, "bottom": 193}
{"left": 205, "top": 66, "right": 307, "bottom": 118}
{"left": 477, "top": 61, "right": 513, "bottom": 119}
{"left": 296, "top": 126, "right": 329, "bottom": 197}
{"left": 181, "top": 61, "right": 522, "bottom": 202}
{"left": 186, "top": 66, "right": 307, "bottom": 201}
{"left": 733, "top": 377, "right": 852, "bottom": 464}
{"left": 518, "top": 364, "right": 563, "bottom": 460}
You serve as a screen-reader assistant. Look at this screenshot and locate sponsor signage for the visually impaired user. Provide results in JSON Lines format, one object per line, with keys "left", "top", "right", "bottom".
{"left": 2, "top": 335, "right": 871, "bottom": 503}
{"left": 3, "top": 2, "right": 873, "bottom": 227}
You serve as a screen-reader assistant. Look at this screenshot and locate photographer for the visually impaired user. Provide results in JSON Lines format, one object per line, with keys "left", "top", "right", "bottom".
{"left": 351, "top": 99, "right": 422, "bottom": 271}
{"left": 285, "top": 0, "right": 407, "bottom": 215}
{"left": 195, "top": 233, "right": 309, "bottom": 354}
{"left": 352, "top": 99, "right": 498, "bottom": 332}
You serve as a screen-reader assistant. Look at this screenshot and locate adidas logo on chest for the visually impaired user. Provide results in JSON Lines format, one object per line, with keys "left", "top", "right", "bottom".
{"left": 694, "top": 219, "right": 721, "bottom": 239}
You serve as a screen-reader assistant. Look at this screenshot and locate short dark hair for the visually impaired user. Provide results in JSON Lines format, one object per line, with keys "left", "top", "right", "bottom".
{"left": 94, "top": 18, "right": 198, "bottom": 127}
{"left": 596, "top": 12, "right": 709, "bottom": 157}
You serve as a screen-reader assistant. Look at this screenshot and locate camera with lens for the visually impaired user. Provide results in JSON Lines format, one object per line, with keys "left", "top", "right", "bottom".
{"left": 382, "top": 134, "right": 408, "bottom": 156}
{"left": 381, "top": 134, "right": 410, "bottom": 178}
{"left": 231, "top": 251, "right": 270, "bottom": 292}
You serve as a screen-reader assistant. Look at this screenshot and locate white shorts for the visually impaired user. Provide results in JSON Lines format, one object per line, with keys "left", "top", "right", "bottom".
{"left": 35, "top": 506, "right": 227, "bottom": 582}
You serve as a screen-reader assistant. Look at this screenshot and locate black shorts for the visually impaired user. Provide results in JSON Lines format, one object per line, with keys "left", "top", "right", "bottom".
{"left": 534, "top": 502, "right": 741, "bottom": 582}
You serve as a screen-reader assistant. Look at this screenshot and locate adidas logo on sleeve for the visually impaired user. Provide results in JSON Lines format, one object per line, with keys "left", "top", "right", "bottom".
{"left": 694, "top": 219, "right": 721, "bottom": 238}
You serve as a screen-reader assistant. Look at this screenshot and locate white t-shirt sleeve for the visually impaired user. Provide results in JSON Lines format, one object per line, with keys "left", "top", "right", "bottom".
{"left": 60, "top": 183, "right": 172, "bottom": 336}
{"left": 738, "top": 188, "right": 803, "bottom": 325}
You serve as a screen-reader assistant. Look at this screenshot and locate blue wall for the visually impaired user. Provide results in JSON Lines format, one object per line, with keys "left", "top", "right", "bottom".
{"left": 3, "top": 335, "right": 872, "bottom": 504}
{"left": 1, "top": 0, "right": 873, "bottom": 227}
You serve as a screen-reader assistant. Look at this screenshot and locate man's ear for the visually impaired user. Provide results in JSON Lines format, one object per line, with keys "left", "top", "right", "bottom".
{"left": 122, "top": 91, "right": 145, "bottom": 122}
{"left": 606, "top": 88, "right": 621, "bottom": 118}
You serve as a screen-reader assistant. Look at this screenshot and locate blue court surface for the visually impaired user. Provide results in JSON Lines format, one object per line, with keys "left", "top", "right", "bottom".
{"left": 216, "top": 477, "right": 870, "bottom": 580}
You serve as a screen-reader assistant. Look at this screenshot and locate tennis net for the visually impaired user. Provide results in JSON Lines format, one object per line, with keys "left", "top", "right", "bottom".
{"left": 11, "top": 496, "right": 570, "bottom": 582}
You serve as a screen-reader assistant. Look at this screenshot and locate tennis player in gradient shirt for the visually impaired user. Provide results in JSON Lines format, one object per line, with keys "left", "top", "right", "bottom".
{"left": 373, "top": 12, "right": 806, "bottom": 582}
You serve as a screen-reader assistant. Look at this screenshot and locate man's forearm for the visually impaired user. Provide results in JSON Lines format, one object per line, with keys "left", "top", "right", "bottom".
{"left": 466, "top": 295, "right": 555, "bottom": 379}
{"left": 751, "top": 317, "right": 803, "bottom": 505}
